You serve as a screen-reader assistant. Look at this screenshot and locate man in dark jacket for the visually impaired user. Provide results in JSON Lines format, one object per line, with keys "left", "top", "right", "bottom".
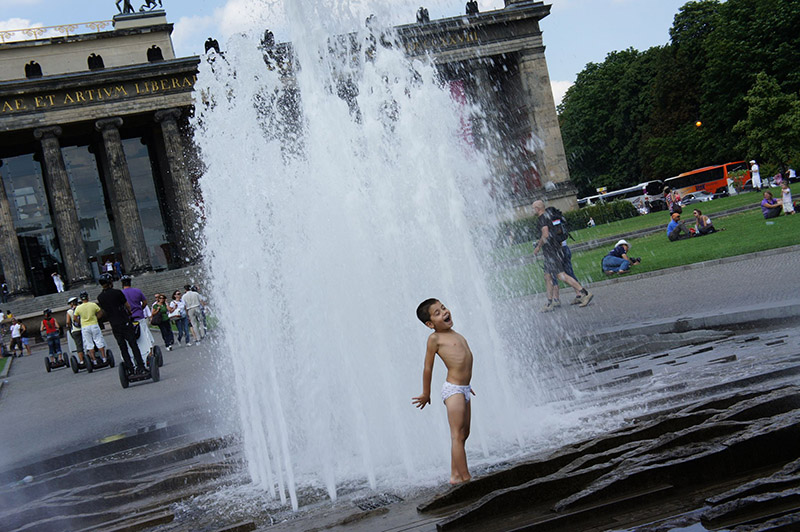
{"left": 96, "top": 273, "right": 147, "bottom": 373}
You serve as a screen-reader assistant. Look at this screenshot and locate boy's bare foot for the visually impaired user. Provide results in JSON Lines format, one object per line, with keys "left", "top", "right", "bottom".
{"left": 449, "top": 475, "right": 472, "bottom": 485}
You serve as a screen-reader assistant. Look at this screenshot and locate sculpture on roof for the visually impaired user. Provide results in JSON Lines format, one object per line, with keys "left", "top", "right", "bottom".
{"left": 115, "top": 0, "right": 135, "bottom": 14}
{"left": 140, "top": 0, "right": 163, "bottom": 11}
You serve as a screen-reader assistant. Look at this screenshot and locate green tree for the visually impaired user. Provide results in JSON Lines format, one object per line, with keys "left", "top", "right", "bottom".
{"left": 641, "top": 1, "right": 721, "bottom": 179}
{"left": 702, "top": 0, "right": 800, "bottom": 162}
{"left": 732, "top": 72, "right": 800, "bottom": 170}
{"left": 559, "top": 48, "right": 659, "bottom": 196}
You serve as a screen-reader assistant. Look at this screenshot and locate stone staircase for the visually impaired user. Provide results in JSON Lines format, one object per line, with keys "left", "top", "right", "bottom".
{"left": 4, "top": 266, "right": 205, "bottom": 319}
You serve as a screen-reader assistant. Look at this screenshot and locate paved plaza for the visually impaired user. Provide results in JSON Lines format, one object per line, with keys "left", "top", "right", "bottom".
{"left": 0, "top": 248, "right": 799, "bottom": 531}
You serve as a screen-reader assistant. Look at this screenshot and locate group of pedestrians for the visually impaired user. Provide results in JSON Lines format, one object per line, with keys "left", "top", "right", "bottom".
{"left": 150, "top": 285, "right": 207, "bottom": 351}
{"left": 2, "top": 275, "right": 209, "bottom": 375}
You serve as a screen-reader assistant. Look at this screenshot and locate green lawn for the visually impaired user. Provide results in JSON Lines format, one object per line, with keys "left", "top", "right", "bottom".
{"left": 497, "top": 182, "right": 800, "bottom": 260}
{"left": 0, "top": 356, "right": 7, "bottom": 374}
{"left": 494, "top": 207, "right": 800, "bottom": 297}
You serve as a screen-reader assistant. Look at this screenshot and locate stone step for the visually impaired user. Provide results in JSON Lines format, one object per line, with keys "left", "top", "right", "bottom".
{"left": 2, "top": 266, "right": 204, "bottom": 320}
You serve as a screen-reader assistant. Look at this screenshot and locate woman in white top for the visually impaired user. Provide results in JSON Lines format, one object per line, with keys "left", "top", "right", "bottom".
{"left": 169, "top": 290, "right": 191, "bottom": 346}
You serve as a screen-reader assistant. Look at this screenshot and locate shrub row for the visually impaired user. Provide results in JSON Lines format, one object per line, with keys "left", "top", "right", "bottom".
{"left": 499, "top": 200, "right": 639, "bottom": 246}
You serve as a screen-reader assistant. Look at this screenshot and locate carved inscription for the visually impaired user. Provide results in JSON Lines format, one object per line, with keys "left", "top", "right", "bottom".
{"left": 0, "top": 74, "right": 197, "bottom": 114}
{"left": 403, "top": 30, "right": 479, "bottom": 54}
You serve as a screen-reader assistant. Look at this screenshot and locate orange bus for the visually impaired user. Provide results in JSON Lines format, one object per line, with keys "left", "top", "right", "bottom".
{"left": 663, "top": 161, "right": 750, "bottom": 198}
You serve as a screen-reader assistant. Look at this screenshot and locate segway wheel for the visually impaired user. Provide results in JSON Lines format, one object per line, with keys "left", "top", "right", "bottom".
{"left": 70, "top": 356, "right": 79, "bottom": 374}
{"left": 107, "top": 349, "right": 115, "bottom": 368}
{"left": 118, "top": 363, "right": 129, "bottom": 389}
{"left": 44, "top": 357, "right": 51, "bottom": 373}
{"left": 148, "top": 355, "right": 160, "bottom": 383}
{"left": 153, "top": 345, "right": 163, "bottom": 367}
{"left": 86, "top": 358, "right": 94, "bottom": 373}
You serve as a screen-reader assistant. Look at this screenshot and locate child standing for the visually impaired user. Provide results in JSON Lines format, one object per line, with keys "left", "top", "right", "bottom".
{"left": 412, "top": 299, "right": 475, "bottom": 485}
{"left": 781, "top": 182, "right": 795, "bottom": 215}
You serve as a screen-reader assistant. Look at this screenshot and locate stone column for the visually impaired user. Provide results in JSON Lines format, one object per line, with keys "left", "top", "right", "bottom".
{"left": 33, "top": 126, "right": 93, "bottom": 284}
{"left": 470, "top": 65, "right": 511, "bottom": 191}
{"left": 95, "top": 117, "right": 151, "bottom": 273}
{"left": 154, "top": 108, "right": 198, "bottom": 262}
{"left": 517, "top": 49, "right": 571, "bottom": 186}
{"left": 0, "top": 162, "right": 30, "bottom": 295}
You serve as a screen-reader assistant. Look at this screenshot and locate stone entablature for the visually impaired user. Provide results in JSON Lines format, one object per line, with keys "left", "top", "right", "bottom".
{"left": 398, "top": 1, "right": 549, "bottom": 63}
{"left": 0, "top": 15, "right": 174, "bottom": 82}
{"left": 0, "top": 58, "right": 198, "bottom": 132}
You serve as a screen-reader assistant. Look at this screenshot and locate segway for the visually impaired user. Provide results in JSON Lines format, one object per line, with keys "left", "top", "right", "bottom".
{"left": 118, "top": 353, "right": 159, "bottom": 388}
{"left": 44, "top": 353, "right": 70, "bottom": 373}
{"left": 70, "top": 348, "right": 114, "bottom": 373}
{"left": 133, "top": 319, "right": 163, "bottom": 368}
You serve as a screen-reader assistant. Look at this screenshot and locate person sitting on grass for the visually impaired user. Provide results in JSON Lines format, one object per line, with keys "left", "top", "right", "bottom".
{"left": 667, "top": 212, "right": 693, "bottom": 241}
{"left": 601, "top": 239, "right": 640, "bottom": 275}
{"left": 761, "top": 190, "right": 782, "bottom": 219}
{"left": 693, "top": 209, "right": 720, "bottom": 235}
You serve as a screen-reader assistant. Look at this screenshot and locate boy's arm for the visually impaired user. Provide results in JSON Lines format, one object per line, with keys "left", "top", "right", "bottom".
{"left": 412, "top": 334, "right": 438, "bottom": 410}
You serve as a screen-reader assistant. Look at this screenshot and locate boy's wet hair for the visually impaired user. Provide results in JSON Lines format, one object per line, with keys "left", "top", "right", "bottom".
{"left": 416, "top": 298, "right": 439, "bottom": 324}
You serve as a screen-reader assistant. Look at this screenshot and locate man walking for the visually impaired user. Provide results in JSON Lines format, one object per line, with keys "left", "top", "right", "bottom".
{"left": 96, "top": 274, "right": 147, "bottom": 373}
{"left": 532, "top": 200, "right": 593, "bottom": 312}
{"left": 182, "top": 286, "right": 206, "bottom": 343}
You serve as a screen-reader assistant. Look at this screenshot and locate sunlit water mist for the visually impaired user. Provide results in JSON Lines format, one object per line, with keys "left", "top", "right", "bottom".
{"left": 191, "top": 0, "right": 561, "bottom": 510}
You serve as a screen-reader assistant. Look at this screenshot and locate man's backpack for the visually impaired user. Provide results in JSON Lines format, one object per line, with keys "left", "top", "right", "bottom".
{"left": 545, "top": 207, "right": 570, "bottom": 244}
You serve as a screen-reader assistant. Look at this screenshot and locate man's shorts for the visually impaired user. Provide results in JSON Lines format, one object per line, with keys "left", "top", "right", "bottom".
{"left": 542, "top": 247, "right": 566, "bottom": 278}
{"left": 81, "top": 324, "right": 106, "bottom": 352}
{"left": 70, "top": 330, "right": 82, "bottom": 352}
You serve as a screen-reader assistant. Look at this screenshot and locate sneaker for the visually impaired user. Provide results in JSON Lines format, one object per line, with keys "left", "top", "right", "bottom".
{"left": 579, "top": 291, "right": 594, "bottom": 307}
{"left": 551, "top": 300, "right": 562, "bottom": 309}
{"left": 186, "top": 342, "right": 192, "bottom": 346}
{"left": 166, "top": 345, "right": 172, "bottom": 351}
{"left": 570, "top": 296, "right": 582, "bottom": 305}
{"left": 541, "top": 301, "right": 554, "bottom": 313}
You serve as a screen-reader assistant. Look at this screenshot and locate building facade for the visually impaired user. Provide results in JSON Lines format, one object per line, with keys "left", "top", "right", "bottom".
{"left": 0, "top": 0, "right": 574, "bottom": 297}
{"left": 0, "top": 11, "right": 199, "bottom": 296}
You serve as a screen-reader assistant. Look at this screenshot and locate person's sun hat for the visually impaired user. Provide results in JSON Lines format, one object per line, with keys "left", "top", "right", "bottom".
{"left": 616, "top": 239, "right": 629, "bottom": 248}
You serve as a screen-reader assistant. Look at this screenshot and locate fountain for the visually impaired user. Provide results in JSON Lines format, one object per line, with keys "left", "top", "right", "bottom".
{"left": 192, "top": 0, "right": 551, "bottom": 511}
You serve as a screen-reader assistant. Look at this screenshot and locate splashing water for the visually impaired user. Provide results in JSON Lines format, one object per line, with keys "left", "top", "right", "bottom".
{"left": 193, "top": 0, "right": 550, "bottom": 510}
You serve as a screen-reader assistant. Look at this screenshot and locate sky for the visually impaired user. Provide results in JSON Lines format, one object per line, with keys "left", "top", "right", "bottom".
{"left": 0, "top": 0, "right": 690, "bottom": 105}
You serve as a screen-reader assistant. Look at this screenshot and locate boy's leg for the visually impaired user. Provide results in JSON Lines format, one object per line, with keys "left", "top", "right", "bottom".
{"left": 444, "top": 394, "right": 471, "bottom": 484}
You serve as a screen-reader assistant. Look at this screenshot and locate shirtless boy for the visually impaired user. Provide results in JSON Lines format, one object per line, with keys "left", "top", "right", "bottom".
{"left": 412, "top": 299, "right": 475, "bottom": 484}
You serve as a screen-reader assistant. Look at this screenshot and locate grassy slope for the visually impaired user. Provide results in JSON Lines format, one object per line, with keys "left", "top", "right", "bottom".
{"left": 496, "top": 206, "right": 800, "bottom": 296}
{"left": 499, "top": 183, "right": 800, "bottom": 260}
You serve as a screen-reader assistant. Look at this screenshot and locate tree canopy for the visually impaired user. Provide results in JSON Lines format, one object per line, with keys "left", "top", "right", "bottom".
{"left": 559, "top": 0, "right": 800, "bottom": 197}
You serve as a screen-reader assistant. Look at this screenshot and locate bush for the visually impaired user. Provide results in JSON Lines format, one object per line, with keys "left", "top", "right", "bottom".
{"left": 566, "top": 200, "right": 638, "bottom": 229}
{"left": 499, "top": 200, "right": 639, "bottom": 246}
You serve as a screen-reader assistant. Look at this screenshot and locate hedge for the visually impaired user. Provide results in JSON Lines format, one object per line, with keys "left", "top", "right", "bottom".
{"left": 499, "top": 200, "right": 639, "bottom": 246}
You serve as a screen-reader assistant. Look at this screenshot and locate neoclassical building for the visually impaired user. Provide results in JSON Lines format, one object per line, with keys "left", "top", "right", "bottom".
{"left": 0, "top": 10, "right": 199, "bottom": 296}
{"left": 0, "top": 0, "right": 574, "bottom": 297}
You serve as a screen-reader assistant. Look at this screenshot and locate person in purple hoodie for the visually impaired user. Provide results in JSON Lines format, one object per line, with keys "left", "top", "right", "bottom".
{"left": 121, "top": 276, "right": 156, "bottom": 359}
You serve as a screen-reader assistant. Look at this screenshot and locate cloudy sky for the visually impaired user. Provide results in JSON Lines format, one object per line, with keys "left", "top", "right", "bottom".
{"left": 1, "top": 0, "right": 689, "bottom": 105}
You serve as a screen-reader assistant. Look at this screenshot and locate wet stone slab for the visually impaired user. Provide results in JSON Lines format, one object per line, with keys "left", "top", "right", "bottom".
{"left": 2, "top": 328, "right": 800, "bottom": 532}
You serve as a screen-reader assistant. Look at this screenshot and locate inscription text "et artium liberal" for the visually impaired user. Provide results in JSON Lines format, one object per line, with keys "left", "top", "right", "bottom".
{"left": 1, "top": 75, "right": 197, "bottom": 114}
